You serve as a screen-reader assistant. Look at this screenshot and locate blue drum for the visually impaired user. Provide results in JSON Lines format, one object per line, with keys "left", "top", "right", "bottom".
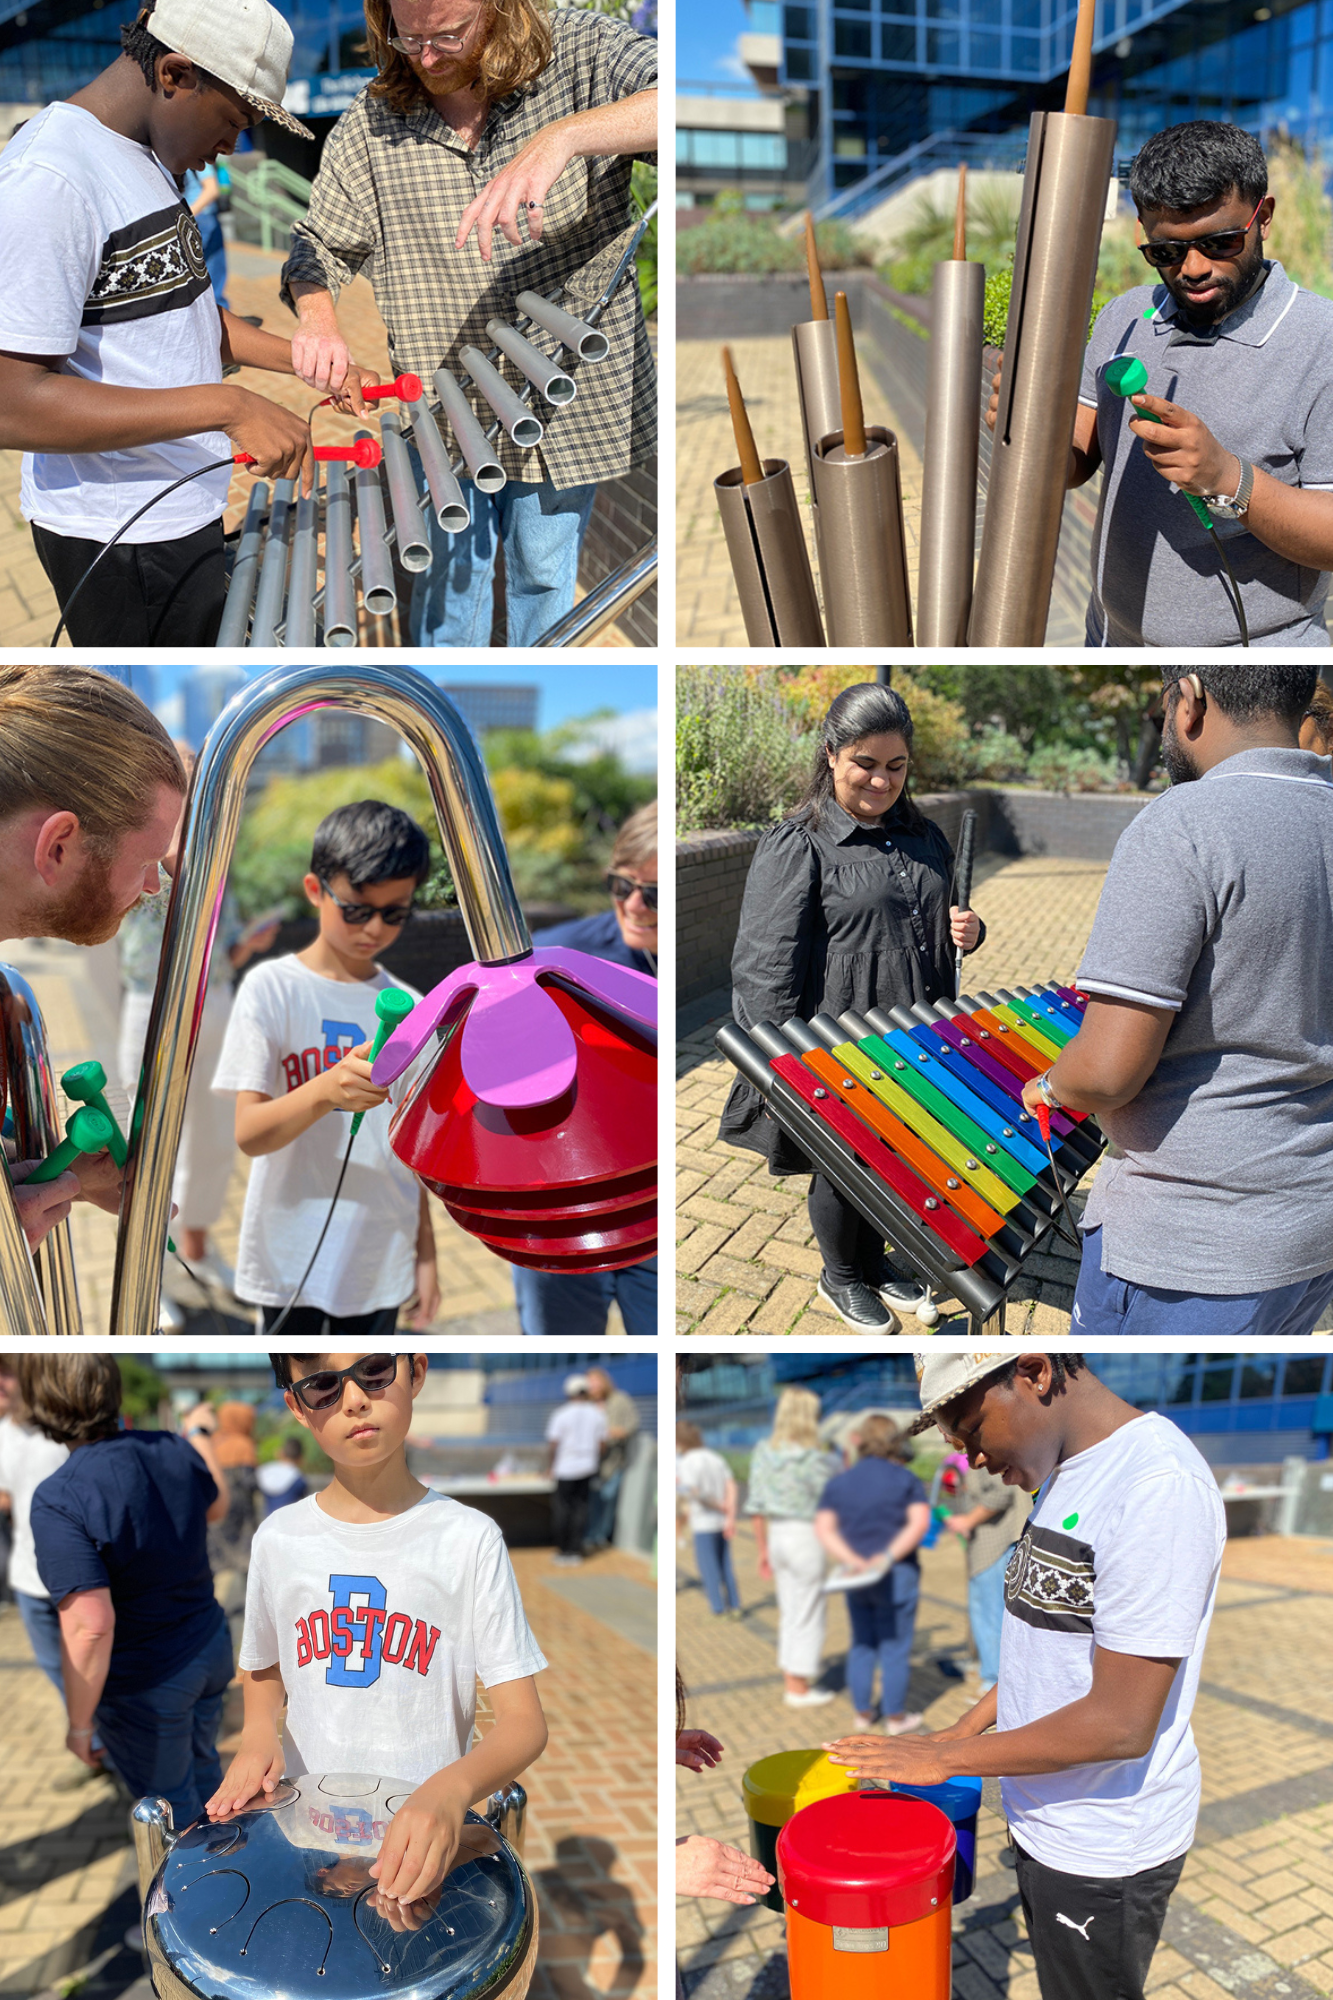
{"left": 889, "top": 1775, "right": 984, "bottom": 1901}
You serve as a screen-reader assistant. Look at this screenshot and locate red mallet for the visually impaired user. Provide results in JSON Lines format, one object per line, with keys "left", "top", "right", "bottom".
{"left": 234, "top": 439, "right": 383, "bottom": 470}
{"left": 311, "top": 373, "right": 424, "bottom": 412}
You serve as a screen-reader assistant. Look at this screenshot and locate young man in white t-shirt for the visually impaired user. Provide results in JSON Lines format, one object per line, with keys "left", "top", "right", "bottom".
{"left": 207, "top": 1353, "right": 548, "bottom": 1905}
{"left": 824, "top": 1351, "right": 1226, "bottom": 2000}
{"left": 543, "top": 1376, "right": 608, "bottom": 1567}
{"left": 212, "top": 801, "right": 439, "bottom": 1339}
{"left": 0, "top": 0, "right": 379, "bottom": 646}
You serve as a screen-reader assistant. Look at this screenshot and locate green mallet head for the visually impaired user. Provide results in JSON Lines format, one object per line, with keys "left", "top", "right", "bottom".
{"left": 27, "top": 1105, "right": 117, "bottom": 1183}
{"left": 1104, "top": 354, "right": 1156, "bottom": 416}
{"left": 62, "top": 1059, "right": 129, "bottom": 1166}
{"left": 349, "top": 989, "right": 416, "bottom": 1138}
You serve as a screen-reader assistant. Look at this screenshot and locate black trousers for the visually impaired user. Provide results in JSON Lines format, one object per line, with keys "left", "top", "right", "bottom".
{"left": 551, "top": 1475, "right": 593, "bottom": 1556}
{"left": 1014, "top": 1841, "right": 1187, "bottom": 2000}
{"left": 258, "top": 1304, "right": 402, "bottom": 1343}
{"left": 33, "top": 517, "right": 226, "bottom": 646}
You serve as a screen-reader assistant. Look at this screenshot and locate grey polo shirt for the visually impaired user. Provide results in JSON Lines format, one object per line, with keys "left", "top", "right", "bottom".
{"left": 1080, "top": 262, "right": 1333, "bottom": 647}
{"left": 1076, "top": 747, "right": 1333, "bottom": 1294}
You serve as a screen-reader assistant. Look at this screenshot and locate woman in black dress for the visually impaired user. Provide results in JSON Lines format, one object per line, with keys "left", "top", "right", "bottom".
{"left": 719, "top": 682, "right": 983, "bottom": 1332}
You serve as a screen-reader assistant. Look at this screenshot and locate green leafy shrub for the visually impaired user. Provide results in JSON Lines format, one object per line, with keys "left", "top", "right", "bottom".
{"left": 677, "top": 205, "right": 871, "bottom": 276}
{"left": 631, "top": 161, "right": 657, "bottom": 315}
{"left": 883, "top": 178, "right": 1021, "bottom": 296}
{"left": 967, "top": 725, "right": 1029, "bottom": 782}
{"left": 677, "top": 666, "right": 815, "bottom": 832}
{"left": 1026, "top": 745, "right": 1120, "bottom": 793}
{"left": 983, "top": 259, "right": 1110, "bottom": 349}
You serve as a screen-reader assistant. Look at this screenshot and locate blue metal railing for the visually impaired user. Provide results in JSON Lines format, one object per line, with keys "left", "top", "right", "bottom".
{"left": 812, "top": 126, "right": 1031, "bottom": 222}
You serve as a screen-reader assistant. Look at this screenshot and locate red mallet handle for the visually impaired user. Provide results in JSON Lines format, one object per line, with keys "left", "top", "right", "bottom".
{"left": 361, "top": 373, "right": 423, "bottom": 404}
{"left": 234, "top": 440, "right": 383, "bottom": 470}
{"left": 1035, "top": 1102, "right": 1052, "bottom": 1146}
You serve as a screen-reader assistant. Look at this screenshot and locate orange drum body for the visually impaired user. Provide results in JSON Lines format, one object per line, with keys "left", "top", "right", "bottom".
{"left": 778, "top": 1792, "right": 954, "bottom": 2000}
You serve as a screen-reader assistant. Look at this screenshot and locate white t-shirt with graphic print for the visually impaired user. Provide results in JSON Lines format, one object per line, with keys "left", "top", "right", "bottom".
{"left": 998, "top": 1412, "right": 1225, "bottom": 1878}
{"left": 0, "top": 102, "right": 232, "bottom": 542}
{"left": 238, "top": 1491, "right": 548, "bottom": 1787}
{"left": 211, "top": 954, "right": 423, "bottom": 1316}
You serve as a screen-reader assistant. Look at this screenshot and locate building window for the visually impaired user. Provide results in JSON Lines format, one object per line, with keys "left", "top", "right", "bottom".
{"left": 834, "top": 16, "right": 873, "bottom": 52}
{"left": 1283, "top": 1357, "right": 1327, "bottom": 1396}
{"left": 834, "top": 131, "right": 869, "bottom": 152}
{"left": 784, "top": 5, "right": 816, "bottom": 38}
{"left": 785, "top": 45, "right": 814, "bottom": 76}
{"left": 881, "top": 20, "right": 917, "bottom": 55}
{"left": 969, "top": 31, "right": 1004, "bottom": 66}
{"left": 927, "top": 26, "right": 960, "bottom": 58}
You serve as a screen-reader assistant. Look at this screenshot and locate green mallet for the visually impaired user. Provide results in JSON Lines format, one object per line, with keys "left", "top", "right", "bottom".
{"left": 1103, "top": 355, "right": 1215, "bottom": 529}
{"left": 349, "top": 989, "right": 415, "bottom": 1138}
{"left": 61, "top": 1061, "right": 128, "bottom": 1167}
{"left": 27, "top": 1105, "right": 117, "bottom": 1183}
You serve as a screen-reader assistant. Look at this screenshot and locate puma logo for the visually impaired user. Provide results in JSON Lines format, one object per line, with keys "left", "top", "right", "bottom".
{"left": 1056, "top": 1913, "right": 1095, "bottom": 1941}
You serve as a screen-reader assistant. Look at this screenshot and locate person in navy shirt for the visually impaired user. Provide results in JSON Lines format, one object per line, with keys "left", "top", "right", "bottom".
{"left": 514, "top": 802, "right": 657, "bottom": 1338}
{"left": 23, "top": 1352, "right": 233, "bottom": 1827}
{"left": 815, "top": 1414, "right": 931, "bottom": 1735}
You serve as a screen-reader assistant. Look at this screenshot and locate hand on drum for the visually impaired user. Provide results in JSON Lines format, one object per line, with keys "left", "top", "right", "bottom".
{"left": 822, "top": 1730, "right": 954, "bottom": 1788}
{"left": 205, "top": 1733, "right": 286, "bottom": 1819}
{"left": 368, "top": 1771, "right": 468, "bottom": 1903}
{"left": 949, "top": 906, "right": 981, "bottom": 953}
{"left": 676, "top": 1728, "right": 725, "bottom": 1772}
{"left": 676, "top": 1835, "right": 774, "bottom": 1905}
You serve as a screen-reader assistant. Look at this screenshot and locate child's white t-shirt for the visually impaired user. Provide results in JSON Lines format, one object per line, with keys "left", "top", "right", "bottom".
{"left": 998, "top": 1412, "right": 1226, "bottom": 1878}
{"left": 0, "top": 102, "right": 232, "bottom": 543}
{"left": 211, "top": 955, "right": 423, "bottom": 1315}
{"left": 544, "top": 1401, "right": 607, "bottom": 1479}
{"left": 238, "top": 1491, "right": 548, "bottom": 1786}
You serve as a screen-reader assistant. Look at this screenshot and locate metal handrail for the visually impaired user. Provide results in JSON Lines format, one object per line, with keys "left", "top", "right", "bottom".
{"left": 535, "top": 537, "right": 657, "bottom": 646}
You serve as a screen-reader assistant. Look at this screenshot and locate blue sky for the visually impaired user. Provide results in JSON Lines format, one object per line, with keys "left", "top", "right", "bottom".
{"left": 146, "top": 662, "right": 657, "bottom": 729}
{"left": 679, "top": 0, "right": 756, "bottom": 88}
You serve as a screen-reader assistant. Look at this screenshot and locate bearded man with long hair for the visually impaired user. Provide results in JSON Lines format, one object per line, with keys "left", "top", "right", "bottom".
{"left": 282, "top": 0, "right": 656, "bottom": 647}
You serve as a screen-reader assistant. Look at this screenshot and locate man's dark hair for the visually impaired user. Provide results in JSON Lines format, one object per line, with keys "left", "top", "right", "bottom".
{"left": 911, "top": 1354, "right": 1087, "bottom": 1434}
{"left": 1163, "top": 664, "right": 1319, "bottom": 729}
{"left": 1129, "top": 122, "right": 1267, "bottom": 215}
{"left": 120, "top": 12, "right": 224, "bottom": 92}
{"left": 310, "top": 801, "right": 432, "bottom": 892}
{"left": 17, "top": 1353, "right": 122, "bottom": 1445}
{"left": 271, "top": 1355, "right": 310, "bottom": 1390}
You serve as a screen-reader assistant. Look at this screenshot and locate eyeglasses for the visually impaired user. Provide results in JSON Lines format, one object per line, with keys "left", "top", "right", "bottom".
{"left": 605, "top": 873, "right": 658, "bottom": 910}
{"left": 289, "top": 1354, "right": 402, "bottom": 1413}
{"left": 319, "top": 879, "right": 415, "bottom": 927}
{"left": 1138, "top": 199, "right": 1264, "bottom": 270}
{"left": 387, "top": 14, "right": 479, "bottom": 53}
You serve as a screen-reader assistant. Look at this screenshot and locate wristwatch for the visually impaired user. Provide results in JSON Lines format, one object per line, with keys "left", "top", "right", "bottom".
{"left": 1204, "top": 456, "right": 1254, "bottom": 519}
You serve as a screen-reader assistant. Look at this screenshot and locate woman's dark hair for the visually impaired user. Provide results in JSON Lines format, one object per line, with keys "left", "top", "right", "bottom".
{"left": 310, "top": 801, "right": 432, "bottom": 892}
{"left": 17, "top": 1354, "right": 121, "bottom": 1446}
{"left": 786, "top": 682, "right": 929, "bottom": 836}
{"left": 1129, "top": 122, "right": 1267, "bottom": 215}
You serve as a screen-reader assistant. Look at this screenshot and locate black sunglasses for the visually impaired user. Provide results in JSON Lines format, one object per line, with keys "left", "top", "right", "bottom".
{"left": 605, "top": 873, "right": 658, "bottom": 910}
{"left": 1139, "top": 198, "right": 1264, "bottom": 270}
{"left": 289, "top": 1354, "right": 402, "bottom": 1413}
{"left": 320, "top": 879, "right": 415, "bottom": 927}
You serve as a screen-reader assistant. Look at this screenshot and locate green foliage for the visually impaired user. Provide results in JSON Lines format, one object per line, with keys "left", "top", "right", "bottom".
{"left": 1025, "top": 744, "right": 1121, "bottom": 793}
{"left": 968, "top": 725, "right": 1029, "bottom": 781}
{"left": 255, "top": 1414, "right": 333, "bottom": 1476}
{"left": 982, "top": 260, "right": 1110, "bottom": 350}
{"left": 1261, "top": 136, "right": 1333, "bottom": 296}
{"left": 118, "top": 1354, "right": 167, "bottom": 1425}
{"left": 677, "top": 207, "right": 871, "bottom": 276}
{"left": 676, "top": 666, "right": 815, "bottom": 832}
{"left": 631, "top": 161, "right": 657, "bottom": 316}
{"left": 908, "top": 664, "right": 1080, "bottom": 748}
{"left": 883, "top": 178, "right": 1021, "bottom": 296}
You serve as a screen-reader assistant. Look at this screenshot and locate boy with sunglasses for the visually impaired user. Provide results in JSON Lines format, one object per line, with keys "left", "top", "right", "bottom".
{"left": 212, "top": 802, "right": 440, "bottom": 1340}
{"left": 207, "top": 1353, "right": 548, "bottom": 1906}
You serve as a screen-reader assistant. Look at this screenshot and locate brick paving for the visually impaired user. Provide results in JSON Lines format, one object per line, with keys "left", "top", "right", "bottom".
{"left": 676, "top": 855, "right": 1109, "bottom": 1339}
{"left": 0, "top": 1541, "right": 655, "bottom": 2000}
{"left": 677, "top": 1517, "right": 1333, "bottom": 2000}
{"left": 674, "top": 334, "right": 923, "bottom": 648}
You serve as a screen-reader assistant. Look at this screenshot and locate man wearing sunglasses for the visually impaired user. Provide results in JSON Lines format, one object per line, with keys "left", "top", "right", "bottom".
{"left": 1003, "top": 121, "right": 1333, "bottom": 646}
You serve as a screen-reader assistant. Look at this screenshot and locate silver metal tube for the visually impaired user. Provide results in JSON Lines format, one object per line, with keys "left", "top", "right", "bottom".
{"left": 535, "top": 538, "right": 658, "bottom": 647}
{"left": 132, "top": 1798, "right": 175, "bottom": 1906}
{"left": 810, "top": 427, "right": 914, "bottom": 645}
{"left": 323, "top": 459, "right": 358, "bottom": 647}
{"left": 407, "top": 394, "right": 471, "bottom": 533}
{"left": 459, "top": 346, "right": 543, "bottom": 449}
{"left": 791, "top": 318, "right": 841, "bottom": 494}
{"left": 284, "top": 473, "right": 320, "bottom": 648}
{"left": 514, "top": 290, "right": 609, "bottom": 361}
{"left": 485, "top": 320, "right": 576, "bottom": 405}
{"left": 0, "top": 963, "right": 81, "bottom": 1336}
{"left": 248, "top": 477, "right": 295, "bottom": 648}
{"left": 434, "top": 372, "right": 506, "bottom": 493}
{"left": 381, "top": 412, "right": 436, "bottom": 566}
{"left": 216, "top": 481, "right": 268, "bottom": 647}
{"left": 111, "top": 665, "right": 531, "bottom": 1339}
{"left": 353, "top": 435, "right": 396, "bottom": 618}
{"left": 917, "top": 258, "right": 985, "bottom": 647}
{"left": 715, "top": 464, "right": 825, "bottom": 646}
{"left": 483, "top": 1782, "right": 527, "bottom": 1857}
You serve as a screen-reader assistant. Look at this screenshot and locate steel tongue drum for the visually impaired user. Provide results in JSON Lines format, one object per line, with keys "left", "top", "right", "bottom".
{"left": 372, "top": 949, "right": 657, "bottom": 1274}
{"left": 134, "top": 1773, "right": 536, "bottom": 2000}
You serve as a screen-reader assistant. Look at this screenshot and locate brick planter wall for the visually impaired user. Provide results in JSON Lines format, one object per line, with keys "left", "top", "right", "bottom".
{"left": 578, "top": 457, "right": 657, "bottom": 646}
{"left": 677, "top": 828, "right": 765, "bottom": 1008}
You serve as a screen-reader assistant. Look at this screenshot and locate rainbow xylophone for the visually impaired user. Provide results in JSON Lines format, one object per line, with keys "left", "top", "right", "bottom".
{"left": 716, "top": 981, "right": 1104, "bottom": 1335}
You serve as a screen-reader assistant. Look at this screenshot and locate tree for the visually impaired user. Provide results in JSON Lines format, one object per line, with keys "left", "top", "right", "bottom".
{"left": 1057, "top": 665, "right": 1163, "bottom": 789}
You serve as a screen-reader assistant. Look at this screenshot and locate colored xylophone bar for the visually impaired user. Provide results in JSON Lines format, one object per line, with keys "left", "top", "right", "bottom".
{"left": 715, "top": 980, "right": 1103, "bottom": 1334}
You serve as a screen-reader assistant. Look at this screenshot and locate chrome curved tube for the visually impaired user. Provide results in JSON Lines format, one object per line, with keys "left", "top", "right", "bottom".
{"left": 0, "top": 963, "right": 81, "bottom": 1337}
{"left": 111, "top": 665, "right": 532, "bottom": 1339}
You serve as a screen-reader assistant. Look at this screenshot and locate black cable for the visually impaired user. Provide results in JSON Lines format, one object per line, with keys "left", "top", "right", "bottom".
{"left": 262, "top": 1123, "right": 358, "bottom": 1342}
{"left": 168, "top": 1247, "right": 237, "bottom": 1342}
{"left": 1209, "top": 530, "right": 1251, "bottom": 648}
{"left": 50, "top": 455, "right": 237, "bottom": 646}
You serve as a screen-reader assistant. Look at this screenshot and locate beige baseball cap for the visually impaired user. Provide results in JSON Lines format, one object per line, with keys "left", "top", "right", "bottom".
{"left": 912, "top": 1351, "right": 1015, "bottom": 1431}
{"left": 143, "top": 0, "right": 316, "bottom": 139}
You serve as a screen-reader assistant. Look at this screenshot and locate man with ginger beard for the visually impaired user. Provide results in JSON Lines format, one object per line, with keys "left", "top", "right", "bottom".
{"left": 282, "top": 0, "right": 657, "bottom": 648}
{"left": 0, "top": 664, "right": 185, "bottom": 1250}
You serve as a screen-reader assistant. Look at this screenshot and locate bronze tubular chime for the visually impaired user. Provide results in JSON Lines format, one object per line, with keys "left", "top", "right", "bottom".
{"left": 713, "top": 345, "right": 826, "bottom": 645}
{"left": 809, "top": 291, "right": 913, "bottom": 645}
{"left": 916, "top": 167, "right": 986, "bottom": 647}
{"left": 968, "top": 0, "right": 1117, "bottom": 644}
{"left": 792, "top": 214, "right": 842, "bottom": 491}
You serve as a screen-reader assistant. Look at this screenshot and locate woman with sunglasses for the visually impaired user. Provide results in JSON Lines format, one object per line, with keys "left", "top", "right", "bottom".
{"left": 212, "top": 800, "right": 441, "bottom": 1342}
{"left": 990, "top": 120, "right": 1333, "bottom": 648}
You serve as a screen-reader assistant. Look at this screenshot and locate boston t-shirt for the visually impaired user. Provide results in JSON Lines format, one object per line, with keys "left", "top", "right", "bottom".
{"left": 0, "top": 102, "right": 232, "bottom": 543}
{"left": 238, "top": 1492, "right": 548, "bottom": 1786}
{"left": 31, "top": 1430, "right": 226, "bottom": 1693}
{"left": 998, "top": 1412, "right": 1225, "bottom": 1877}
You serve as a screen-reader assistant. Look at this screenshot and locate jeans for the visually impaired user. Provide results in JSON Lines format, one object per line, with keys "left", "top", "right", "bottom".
{"left": 588, "top": 1468, "right": 624, "bottom": 1548}
{"left": 551, "top": 1475, "right": 593, "bottom": 1557}
{"left": 410, "top": 476, "right": 598, "bottom": 647}
{"left": 513, "top": 1257, "right": 657, "bottom": 1337}
{"left": 1014, "top": 1843, "right": 1187, "bottom": 2000}
{"left": 94, "top": 1615, "right": 234, "bottom": 1829}
{"left": 15, "top": 1589, "right": 64, "bottom": 1695}
{"left": 694, "top": 1531, "right": 741, "bottom": 1615}
{"left": 1074, "top": 1226, "right": 1333, "bottom": 1336}
{"left": 968, "top": 1549, "right": 1010, "bottom": 1692}
{"left": 846, "top": 1562, "right": 919, "bottom": 1717}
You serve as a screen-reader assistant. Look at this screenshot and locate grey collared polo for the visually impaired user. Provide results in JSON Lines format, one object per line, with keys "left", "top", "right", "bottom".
{"left": 1076, "top": 747, "right": 1333, "bottom": 1293}
{"left": 1079, "top": 262, "right": 1333, "bottom": 646}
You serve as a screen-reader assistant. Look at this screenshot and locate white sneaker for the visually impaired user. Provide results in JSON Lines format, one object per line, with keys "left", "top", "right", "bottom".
{"left": 883, "top": 1712, "right": 925, "bottom": 1736}
{"left": 158, "top": 1295, "right": 186, "bottom": 1334}
{"left": 784, "top": 1689, "right": 836, "bottom": 1708}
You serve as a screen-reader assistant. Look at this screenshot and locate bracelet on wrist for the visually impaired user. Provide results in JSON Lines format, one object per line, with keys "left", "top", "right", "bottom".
{"left": 68, "top": 1726, "right": 94, "bottom": 1737}
{"left": 1036, "top": 1069, "right": 1063, "bottom": 1111}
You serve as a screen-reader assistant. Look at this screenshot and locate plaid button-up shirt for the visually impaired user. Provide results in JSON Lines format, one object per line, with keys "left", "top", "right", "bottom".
{"left": 281, "top": 9, "right": 657, "bottom": 489}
